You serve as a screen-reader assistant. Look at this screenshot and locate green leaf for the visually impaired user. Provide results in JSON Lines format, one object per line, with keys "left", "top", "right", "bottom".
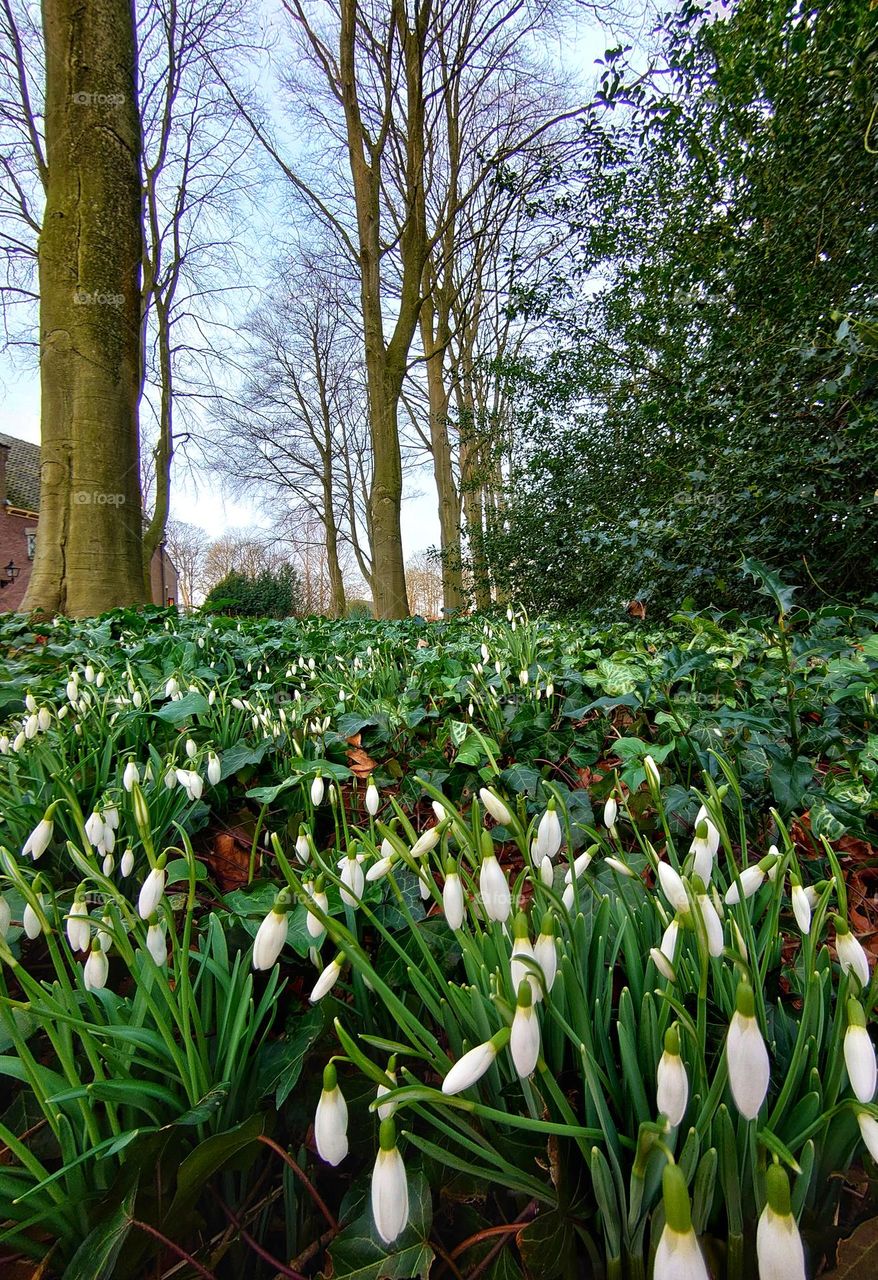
{"left": 62, "top": 1188, "right": 136, "bottom": 1280}
{"left": 165, "top": 1113, "right": 263, "bottom": 1223}
{"left": 151, "top": 692, "right": 210, "bottom": 724}
{"left": 328, "top": 1168, "right": 434, "bottom": 1280}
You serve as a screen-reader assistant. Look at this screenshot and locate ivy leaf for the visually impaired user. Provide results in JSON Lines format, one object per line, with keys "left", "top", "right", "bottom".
{"left": 328, "top": 1168, "right": 434, "bottom": 1280}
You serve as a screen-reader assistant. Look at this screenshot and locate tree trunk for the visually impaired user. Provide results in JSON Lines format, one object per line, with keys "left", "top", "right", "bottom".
{"left": 141, "top": 297, "right": 172, "bottom": 594}
{"left": 26, "top": 0, "right": 145, "bottom": 617}
{"left": 322, "top": 472, "right": 347, "bottom": 617}
{"left": 365, "top": 359, "right": 410, "bottom": 618}
{"left": 420, "top": 293, "right": 465, "bottom": 613}
{"left": 457, "top": 376, "right": 492, "bottom": 610}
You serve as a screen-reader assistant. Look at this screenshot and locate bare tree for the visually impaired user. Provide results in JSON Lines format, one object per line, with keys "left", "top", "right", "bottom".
{"left": 213, "top": 251, "right": 372, "bottom": 617}
{"left": 164, "top": 517, "right": 208, "bottom": 606}
{"left": 405, "top": 549, "right": 443, "bottom": 617}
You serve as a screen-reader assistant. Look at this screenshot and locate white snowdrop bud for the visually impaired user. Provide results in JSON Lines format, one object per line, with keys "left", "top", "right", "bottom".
{"left": 207, "top": 752, "right": 221, "bottom": 785}
{"left": 536, "top": 800, "right": 562, "bottom": 860}
{"left": 83, "top": 944, "right": 109, "bottom": 991}
{"left": 120, "top": 848, "right": 135, "bottom": 877}
{"left": 365, "top": 778, "right": 380, "bottom": 816}
{"left": 443, "top": 863, "right": 465, "bottom": 930}
{"left": 756, "top": 1165, "right": 806, "bottom": 1280}
{"left": 146, "top": 922, "right": 167, "bottom": 966}
{"left": 509, "top": 982, "right": 540, "bottom": 1077}
{"left": 726, "top": 982, "right": 770, "bottom": 1120}
{"left": 442, "top": 1028, "right": 510, "bottom": 1096}
{"left": 138, "top": 865, "right": 166, "bottom": 920}
{"left": 480, "top": 788, "right": 513, "bottom": 826}
{"left": 315, "top": 1062, "right": 348, "bottom": 1166}
{"left": 656, "top": 1023, "right": 688, "bottom": 1128}
{"left": 123, "top": 760, "right": 139, "bottom": 792}
{"left": 844, "top": 1000, "right": 877, "bottom": 1104}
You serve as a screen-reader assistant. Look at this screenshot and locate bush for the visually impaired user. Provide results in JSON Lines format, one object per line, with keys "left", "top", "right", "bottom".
{"left": 203, "top": 564, "right": 302, "bottom": 618}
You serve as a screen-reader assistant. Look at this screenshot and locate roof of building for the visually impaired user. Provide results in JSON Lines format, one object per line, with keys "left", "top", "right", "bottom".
{"left": 0, "top": 432, "right": 41, "bottom": 513}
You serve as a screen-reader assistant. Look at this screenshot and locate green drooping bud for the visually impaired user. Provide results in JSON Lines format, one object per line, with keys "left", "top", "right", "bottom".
{"left": 664, "top": 1022, "right": 681, "bottom": 1057}
{"left": 764, "top": 1162, "right": 791, "bottom": 1217}
{"left": 322, "top": 1061, "right": 338, "bottom": 1091}
{"left": 662, "top": 1162, "right": 693, "bottom": 1234}
{"left": 378, "top": 1116, "right": 398, "bottom": 1152}
{"left": 735, "top": 980, "right": 756, "bottom": 1019}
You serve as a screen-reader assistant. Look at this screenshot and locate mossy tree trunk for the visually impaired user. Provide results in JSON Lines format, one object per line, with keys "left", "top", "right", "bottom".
{"left": 25, "top": 0, "right": 145, "bottom": 617}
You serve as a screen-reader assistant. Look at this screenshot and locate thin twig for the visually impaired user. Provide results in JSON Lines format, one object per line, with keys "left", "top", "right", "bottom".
{"left": 257, "top": 1134, "right": 338, "bottom": 1228}
{"left": 130, "top": 1218, "right": 217, "bottom": 1280}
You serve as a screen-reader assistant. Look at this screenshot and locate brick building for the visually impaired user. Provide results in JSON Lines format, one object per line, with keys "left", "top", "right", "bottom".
{"left": 0, "top": 432, "right": 178, "bottom": 612}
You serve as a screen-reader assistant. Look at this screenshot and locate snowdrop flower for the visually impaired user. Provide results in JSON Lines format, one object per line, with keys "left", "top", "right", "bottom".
{"left": 146, "top": 922, "right": 167, "bottom": 966}
{"left": 305, "top": 881, "right": 328, "bottom": 941}
{"left": 376, "top": 1063, "right": 398, "bottom": 1121}
{"left": 120, "top": 848, "right": 135, "bottom": 877}
{"left": 66, "top": 891, "right": 90, "bottom": 953}
{"left": 38, "top": 707, "right": 51, "bottom": 732}
{"left": 643, "top": 755, "right": 661, "bottom": 790}
{"left": 564, "top": 847, "right": 595, "bottom": 884}
{"left": 658, "top": 863, "right": 690, "bottom": 915}
{"left": 725, "top": 852, "right": 778, "bottom": 905}
{"left": 756, "top": 1163, "right": 806, "bottom": 1280}
{"left": 790, "top": 876, "right": 811, "bottom": 934}
{"left": 314, "top": 1062, "right": 348, "bottom": 1165}
{"left": 480, "top": 788, "right": 513, "bottom": 826}
{"left": 123, "top": 760, "right": 139, "bottom": 792}
{"left": 164, "top": 767, "right": 176, "bottom": 789}
{"left": 13, "top": 730, "right": 25, "bottom": 752}
{"left": 85, "top": 811, "right": 106, "bottom": 849}
{"left": 536, "top": 799, "right": 562, "bottom": 860}
{"left": 660, "top": 918, "right": 680, "bottom": 966}
{"left": 207, "top": 753, "right": 221, "bottom": 785}
{"left": 603, "top": 795, "right": 618, "bottom": 834}
{"left": 695, "top": 886, "right": 724, "bottom": 957}
{"left": 656, "top": 1024, "right": 688, "bottom": 1128}
{"left": 432, "top": 800, "right": 446, "bottom": 822}
{"left": 66, "top": 678, "right": 78, "bottom": 703}
{"left": 310, "top": 953, "right": 343, "bottom": 1003}
{"left": 83, "top": 943, "right": 109, "bottom": 992}
{"left": 606, "top": 856, "right": 635, "bottom": 878}
{"left": 365, "top": 778, "right": 380, "bottom": 816}
{"left": 443, "top": 862, "right": 465, "bottom": 930}
{"left": 726, "top": 981, "right": 770, "bottom": 1119}
{"left": 25, "top": 691, "right": 37, "bottom": 713}
{"left": 23, "top": 897, "right": 44, "bottom": 939}
{"left": 654, "top": 1163, "right": 709, "bottom": 1280}
{"left": 845, "top": 999, "right": 877, "bottom": 1103}
{"left": 25, "top": 713, "right": 39, "bottom": 739}
{"left": 442, "top": 1027, "right": 510, "bottom": 1095}
{"left": 372, "top": 1119, "right": 409, "bottom": 1244}
{"left": 311, "top": 774, "right": 325, "bottom": 806}
{"left": 252, "top": 897, "right": 290, "bottom": 970}
{"left": 339, "top": 853, "right": 365, "bottom": 906}
{"left": 366, "top": 852, "right": 396, "bottom": 882}
{"left": 510, "top": 982, "right": 540, "bottom": 1077}
{"left": 835, "top": 916, "right": 871, "bottom": 989}
{"left": 510, "top": 914, "right": 536, "bottom": 993}
{"left": 164, "top": 677, "right": 178, "bottom": 697}
{"left": 137, "top": 864, "right": 166, "bottom": 920}
{"left": 562, "top": 883, "right": 575, "bottom": 911}
{"left": 185, "top": 738, "right": 197, "bottom": 760}
{"left": 132, "top": 690, "right": 143, "bottom": 708}
{"left": 689, "top": 809, "right": 720, "bottom": 884}
{"left": 479, "top": 839, "right": 511, "bottom": 923}
{"left": 857, "top": 1109, "right": 878, "bottom": 1162}
{"left": 411, "top": 826, "right": 440, "bottom": 857}
{"left": 295, "top": 827, "right": 311, "bottom": 864}
{"left": 539, "top": 855, "right": 554, "bottom": 887}
{"left": 95, "top": 671, "right": 105, "bottom": 688}
{"left": 22, "top": 809, "right": 55, "bottom": 861}
{"left": 651, "top": 945, "right": 676, "bottom": 982}
{"left": 175, "top": 769, "right": 203, "bottom": 802}
{"left": 533, "top": 915, "right": 558, "bottom": 996}
{"left": 0, "top": 895, "right": 9, "bottom": 938}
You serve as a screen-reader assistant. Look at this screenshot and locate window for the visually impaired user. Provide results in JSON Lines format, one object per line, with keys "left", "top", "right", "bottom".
{"left": 26, "top": 531, "right": 36, "bottom": 560}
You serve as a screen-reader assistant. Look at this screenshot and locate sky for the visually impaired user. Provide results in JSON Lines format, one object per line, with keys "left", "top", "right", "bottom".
{"left": 0, "top": 7, "right": 622, "bottom": 563}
